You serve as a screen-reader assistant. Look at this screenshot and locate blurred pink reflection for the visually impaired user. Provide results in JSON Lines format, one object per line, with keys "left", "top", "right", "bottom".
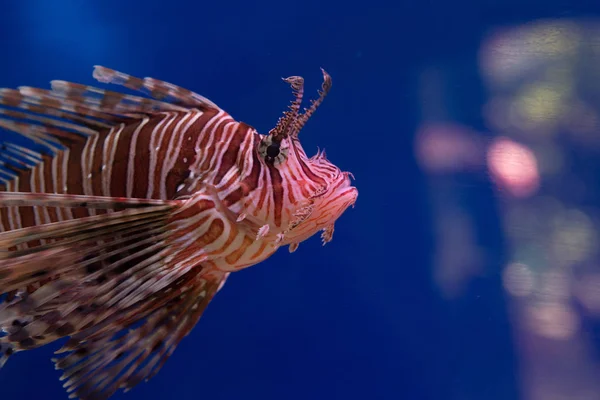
{"left": 415, "top": 123, "right": 485, "bottom": 173}
{"left": 487, "top": 137, "right": 540, "bottom": 198}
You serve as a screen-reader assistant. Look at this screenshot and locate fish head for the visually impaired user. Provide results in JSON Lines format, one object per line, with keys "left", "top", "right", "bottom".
{"left": 255, "top": 68, "right": 358, "bottom": 246}
{"left": 274, "top": 140, "right": 358, "bottom": 246}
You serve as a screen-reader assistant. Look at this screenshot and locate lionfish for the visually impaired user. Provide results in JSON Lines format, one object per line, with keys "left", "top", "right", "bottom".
{"left": 0, "top": 66, "right": 357, "bottom": 399}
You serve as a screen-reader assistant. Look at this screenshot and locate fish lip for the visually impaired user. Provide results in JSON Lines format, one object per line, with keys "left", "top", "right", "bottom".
{"left": 348, "top": 186, "right": 359, "bottom": 207}
{"left": 339, "top": 174, "right": 358, "bottom": 207}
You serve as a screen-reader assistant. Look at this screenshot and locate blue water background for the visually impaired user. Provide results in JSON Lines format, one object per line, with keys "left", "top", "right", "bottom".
{"left": 2, "top": 1, "right": 600, "bottom": 399}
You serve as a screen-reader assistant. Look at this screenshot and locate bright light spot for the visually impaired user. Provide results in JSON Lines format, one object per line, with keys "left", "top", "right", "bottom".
{"left": 515, "top": 82, "right": 570, "bottom": 126}
{"left": 527, "top": 302, "right": 579, "bottom": 339}
{"left": 487, "top": 137, "right": 540, "bottom": 198}
{"left": 503, "top": 262, "right": 535, "bottom": 297}
{"left": 479, "top": 20, "right": 581, "bottom": 87}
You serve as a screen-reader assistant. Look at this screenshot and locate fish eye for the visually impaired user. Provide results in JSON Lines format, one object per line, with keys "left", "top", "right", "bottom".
{"left": 266, "top": 143, "right": 280, "bottom": 158}
{"left": 259, "top": 134, "right": 289, "bottom": 166}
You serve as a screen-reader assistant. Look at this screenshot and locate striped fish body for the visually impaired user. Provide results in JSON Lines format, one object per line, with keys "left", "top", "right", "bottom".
{"left": 0, "top": 66, "right": 358, "bottom": 400}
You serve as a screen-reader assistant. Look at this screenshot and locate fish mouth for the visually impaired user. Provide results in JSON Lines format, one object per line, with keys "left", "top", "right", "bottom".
{"left": 339, "top": 172, "right": 358, "bottom": 208}
{"left": 346, "top": 186, "right": 358, "bottom": 208}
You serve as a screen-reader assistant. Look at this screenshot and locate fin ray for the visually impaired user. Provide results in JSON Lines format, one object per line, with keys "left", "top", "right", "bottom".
{"left": 54, "top": 270, "right": 225, "bottom": 400}
{"left": 93, "top": 65, "right": 220, "bottom": 110}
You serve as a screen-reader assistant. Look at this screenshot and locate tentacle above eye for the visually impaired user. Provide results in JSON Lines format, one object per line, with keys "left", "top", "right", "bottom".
{"left": 292, "top": 68, "right": 332, "bottom": 137}
{"left": 268, "top": 75, "right": 305, "bottom": 143}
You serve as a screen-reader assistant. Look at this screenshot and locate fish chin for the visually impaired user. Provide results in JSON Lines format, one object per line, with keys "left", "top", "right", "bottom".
{"left": 332, "top": 185, "right": 358, "bottom": 219}
{"left": 315, "top": 174, "right": 358, "bottom": 229}
{"left": 282, "top": 183, "right": 357, "bottom": 246}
